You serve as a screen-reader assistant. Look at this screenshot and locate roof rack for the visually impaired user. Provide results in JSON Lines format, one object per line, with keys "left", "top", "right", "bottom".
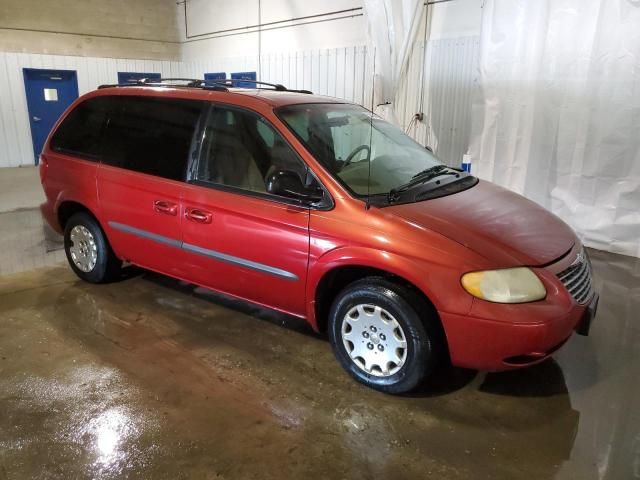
{"left": 203, "top": 78, "right": 312, "bottom": 94}
{"left": 98, "top": 77, "right": 313, "bottom": 94}
{"left": 98, "top": 78, "right": 228, "bottom": 91}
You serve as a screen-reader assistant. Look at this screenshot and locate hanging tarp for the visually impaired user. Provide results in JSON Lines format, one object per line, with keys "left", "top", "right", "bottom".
{"left": 363, "top": 0, "right": 423, "bottom": 122}
{"left": 470, "top": 0, "right": 640, "bottom": 258}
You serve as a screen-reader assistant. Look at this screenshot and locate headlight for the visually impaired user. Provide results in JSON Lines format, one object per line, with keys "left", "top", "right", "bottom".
{"left": 461, "top": 267, "right": 546, "bottom": 303}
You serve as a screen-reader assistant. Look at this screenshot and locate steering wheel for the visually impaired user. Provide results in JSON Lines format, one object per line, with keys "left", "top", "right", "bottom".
{"left": 343, "top": 144, "right": 371, "bottom": 168}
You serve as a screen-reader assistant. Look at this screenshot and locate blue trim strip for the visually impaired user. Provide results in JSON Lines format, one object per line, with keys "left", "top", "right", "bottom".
{"left": 108, "top": 221, "right": 299, "bottom": 282}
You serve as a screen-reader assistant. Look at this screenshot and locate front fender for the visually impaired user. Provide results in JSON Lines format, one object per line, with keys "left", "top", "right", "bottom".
{"left": 305, "top": 246, "right": 474, "bottom": 330}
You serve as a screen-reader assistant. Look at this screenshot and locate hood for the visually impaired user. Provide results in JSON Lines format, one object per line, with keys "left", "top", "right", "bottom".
{"left": 388, "top": 180, "right": 576, "bottom": 266}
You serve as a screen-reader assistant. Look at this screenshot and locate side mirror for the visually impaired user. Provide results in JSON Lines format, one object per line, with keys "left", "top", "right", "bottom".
{"left": 266, "top": 170, "right": 324, "bottom": 204}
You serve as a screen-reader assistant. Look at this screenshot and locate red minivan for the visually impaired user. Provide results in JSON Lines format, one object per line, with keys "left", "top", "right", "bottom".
{"left": 40, "top": 79, "right": 598, "bottom": 394}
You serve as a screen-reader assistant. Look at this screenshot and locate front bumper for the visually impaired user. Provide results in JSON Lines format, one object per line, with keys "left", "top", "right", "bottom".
{"left": 575, "top": 293, "right": 599, "bottom": 336}
{"left": 440, "top": 292, "right": 597, "bottom": 371}
{"left": 440, "top": 241, "right": 599, "bottom": 371}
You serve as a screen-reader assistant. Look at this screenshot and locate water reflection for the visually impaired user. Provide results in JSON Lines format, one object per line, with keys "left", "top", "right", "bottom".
{"left": 90, "top": 408, "right": 137, "bottom": 467}
{"left": 2, "top": 247, "right": 637, "bottom": 479}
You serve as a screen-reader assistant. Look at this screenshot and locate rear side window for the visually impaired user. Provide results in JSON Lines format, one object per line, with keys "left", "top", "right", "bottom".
{"left": 102, "top": 96, "right": 203, "bottom": 181}
{"left": 50, "top": 97, "right": 110, "bottom": 160}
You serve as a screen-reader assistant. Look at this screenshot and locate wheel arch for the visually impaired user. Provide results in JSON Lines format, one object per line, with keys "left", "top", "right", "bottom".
{"left": 57, "top": 200, "right": 100, "bottom": 231}
{"left": 308, "top": 248, "right": 446, "bottom": 343}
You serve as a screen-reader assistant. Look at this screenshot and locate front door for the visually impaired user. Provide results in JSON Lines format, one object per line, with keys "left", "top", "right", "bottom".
{"left": 181, "top": 104, "right": 311, "bottom": 316}
{"left": 23, "top": 68, "right": 79, "bottom": 163}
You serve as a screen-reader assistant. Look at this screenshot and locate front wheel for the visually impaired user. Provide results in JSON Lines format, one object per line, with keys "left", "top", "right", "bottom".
{"left": 64, "top": 212, "right": 122, "bottom": 283}
{"left": 328, "top": 277, "right": 441, "bottom": 394}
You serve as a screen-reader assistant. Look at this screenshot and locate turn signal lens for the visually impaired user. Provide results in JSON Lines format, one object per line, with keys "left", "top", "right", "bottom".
{"left": 461, "top": 268, "right": 546, "bottom": 303}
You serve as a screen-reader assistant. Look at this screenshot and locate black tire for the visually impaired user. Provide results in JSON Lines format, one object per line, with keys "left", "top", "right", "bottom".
{"left": 64, "top": 212, "right": 122, "bottom": 283}
{"left": 328, "top": 277, "right": 442, "bottom": 394}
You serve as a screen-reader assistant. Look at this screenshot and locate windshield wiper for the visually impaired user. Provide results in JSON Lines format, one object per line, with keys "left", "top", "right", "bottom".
{"left": 410, "top": 164, "right": 448, "bottom": 180}
{"left": 388, "top": 165, "right": 461, "bottom": 202}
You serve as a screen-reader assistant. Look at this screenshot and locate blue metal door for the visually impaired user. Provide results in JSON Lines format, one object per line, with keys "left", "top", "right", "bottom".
{"left": 117, "top": 72, "right": 161, "bottom": 84}
{"left": 23, "top": 68, "right": 79, "bottom": 164}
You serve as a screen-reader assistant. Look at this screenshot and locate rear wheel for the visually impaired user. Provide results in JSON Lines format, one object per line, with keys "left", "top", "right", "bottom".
{"left": 328, "top": 277, "right": 441, "bottom": 394}
{"left": 64, "top": 212, "right": 121, "bottom": 283}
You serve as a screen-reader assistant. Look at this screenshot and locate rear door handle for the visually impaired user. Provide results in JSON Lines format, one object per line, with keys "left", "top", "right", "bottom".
{"left": 185, "top": 208, "right": 212, "bottom": 224}
{"left": 154, "top": 200, "right": 178, "bottom": 216}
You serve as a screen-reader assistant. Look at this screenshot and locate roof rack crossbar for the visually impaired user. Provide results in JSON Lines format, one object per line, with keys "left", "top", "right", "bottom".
{"left": 98, "top": 77, "right": 313, "bottom": 94}
{"left": 202, "top": 79, "right": 287, "bottom": 91}
{"left": 202, "top": 79, "right": 312, "bottom": 93}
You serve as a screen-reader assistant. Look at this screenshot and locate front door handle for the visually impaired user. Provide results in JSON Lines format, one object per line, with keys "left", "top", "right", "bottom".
{"left": 185, "top": 208, "right": 212, "bottom": 224}
{"left": 154, "top": 200, "right": 178, "bottom": 216}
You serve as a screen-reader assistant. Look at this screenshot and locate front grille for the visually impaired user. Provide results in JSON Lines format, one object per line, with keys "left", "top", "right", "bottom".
{"left": 557, "top": 248, "right": 593, "bottom": 304}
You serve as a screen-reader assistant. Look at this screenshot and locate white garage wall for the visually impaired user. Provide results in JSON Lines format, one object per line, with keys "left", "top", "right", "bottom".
{"left": 179, "top": 0, "right": 366, "bottom": 60}
{"left": 0, "top": 47, "right": 376, "bottom": 168}
{"left": 0, "top": 52, "right": 183, "bottom": 167}
{"left": 426, "top": 36, "right": 480, "bottom": 166}
{"left": 0, "top": 36, "right": 477, "bottom": 169}
{"left": 0, "top": 1, "right": 483, "bottom": 169}
{"left": 181, "top": 40, "right": 479, "bottom": 170}
{"left": 181, "top": 46, "right": 373, "bottom": 104}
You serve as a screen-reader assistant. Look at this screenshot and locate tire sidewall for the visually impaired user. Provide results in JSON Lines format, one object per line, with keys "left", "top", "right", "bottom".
{"left": 64, "top": 213, "right": 110, "bottom": 283}
{"left": 329, "top": 282, "right": 433, "bottom": 394}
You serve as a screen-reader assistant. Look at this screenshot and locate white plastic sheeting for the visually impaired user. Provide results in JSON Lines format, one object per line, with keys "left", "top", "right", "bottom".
{"left": 362, "top": 0, "right": 423, "bottom": 121}
{"left": 470, "top": 0, "right": 640, "bottom": 258}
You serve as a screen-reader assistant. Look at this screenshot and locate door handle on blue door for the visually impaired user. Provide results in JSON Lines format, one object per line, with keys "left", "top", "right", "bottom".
{"left": 33, "top": 116, "right": 41, "bottom": 122}
{"left": 185, "top": 208, "right": 212, "bottom": 224}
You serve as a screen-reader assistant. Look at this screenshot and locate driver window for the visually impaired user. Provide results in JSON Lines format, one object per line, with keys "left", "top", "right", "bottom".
{"left": 197, "top": 106, "right": 308, "bottom": 195}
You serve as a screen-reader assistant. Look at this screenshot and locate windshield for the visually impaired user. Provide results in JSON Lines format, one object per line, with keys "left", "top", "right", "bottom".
{"left": 277, "top": 103, "right": 444, "bottom": 196}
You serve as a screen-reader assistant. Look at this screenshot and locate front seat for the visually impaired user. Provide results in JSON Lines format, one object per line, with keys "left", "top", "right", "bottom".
{"left": 209, "top": 126, "right": 265, "bottom": 192}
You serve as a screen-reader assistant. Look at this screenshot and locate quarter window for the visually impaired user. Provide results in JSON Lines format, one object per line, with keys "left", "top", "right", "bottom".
{"left": 101, "top": 96, "right": 203, "bottom": 181}
{"left": 197, "top": 106, "right": 308, "bottom": 194}
{"left": 50, "top": 97, "right": 111, "bottom": 160}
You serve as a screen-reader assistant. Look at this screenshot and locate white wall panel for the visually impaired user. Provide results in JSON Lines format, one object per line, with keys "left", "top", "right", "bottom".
{"left": 0, "top": 52, "right": 181, "bottom": 168}
{"left": 0, "top": 40, "right": 475, "bottom": 169}
{"left": 180, "top": 0, "right": 366, "bottom": 59}
{"left": 428, "top": 36, "right": 479, "bottom": 167}
{"left": 179, "top": 45, "right": 372, "bottom": 108}
{"left": 391, "top": 35, "right": 479, "bottom": 168}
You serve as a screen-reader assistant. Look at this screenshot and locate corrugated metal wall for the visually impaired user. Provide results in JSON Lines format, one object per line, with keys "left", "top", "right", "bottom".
{"left": 0, "top": 52, "right": 183, "bottom": 168}
{"left": 0, "top": 40, "right": 476, "bottom": 168}
{"left": 427, "top": 36, "right": 480, "bottom": 167}
{"left": 395, "top": 35, "right": 480, "bottom": 167}
{"left": 180, "top": 46, "right": 373, "bottom": 106}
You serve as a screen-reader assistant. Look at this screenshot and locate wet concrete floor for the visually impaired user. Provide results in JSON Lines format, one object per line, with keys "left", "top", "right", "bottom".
{"left": 0, "top": 246, "right": 639, "bottom": 479}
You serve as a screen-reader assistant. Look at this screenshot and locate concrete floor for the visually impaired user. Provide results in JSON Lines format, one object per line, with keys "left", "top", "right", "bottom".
{"left": 0, "top": 167, "right": 45, "bottom": 213}
{"left": 0, "top": 168, "right": 64, "bottom": 276}
{"left": 1, "top": 169, "right": 639, "bottom": 479}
